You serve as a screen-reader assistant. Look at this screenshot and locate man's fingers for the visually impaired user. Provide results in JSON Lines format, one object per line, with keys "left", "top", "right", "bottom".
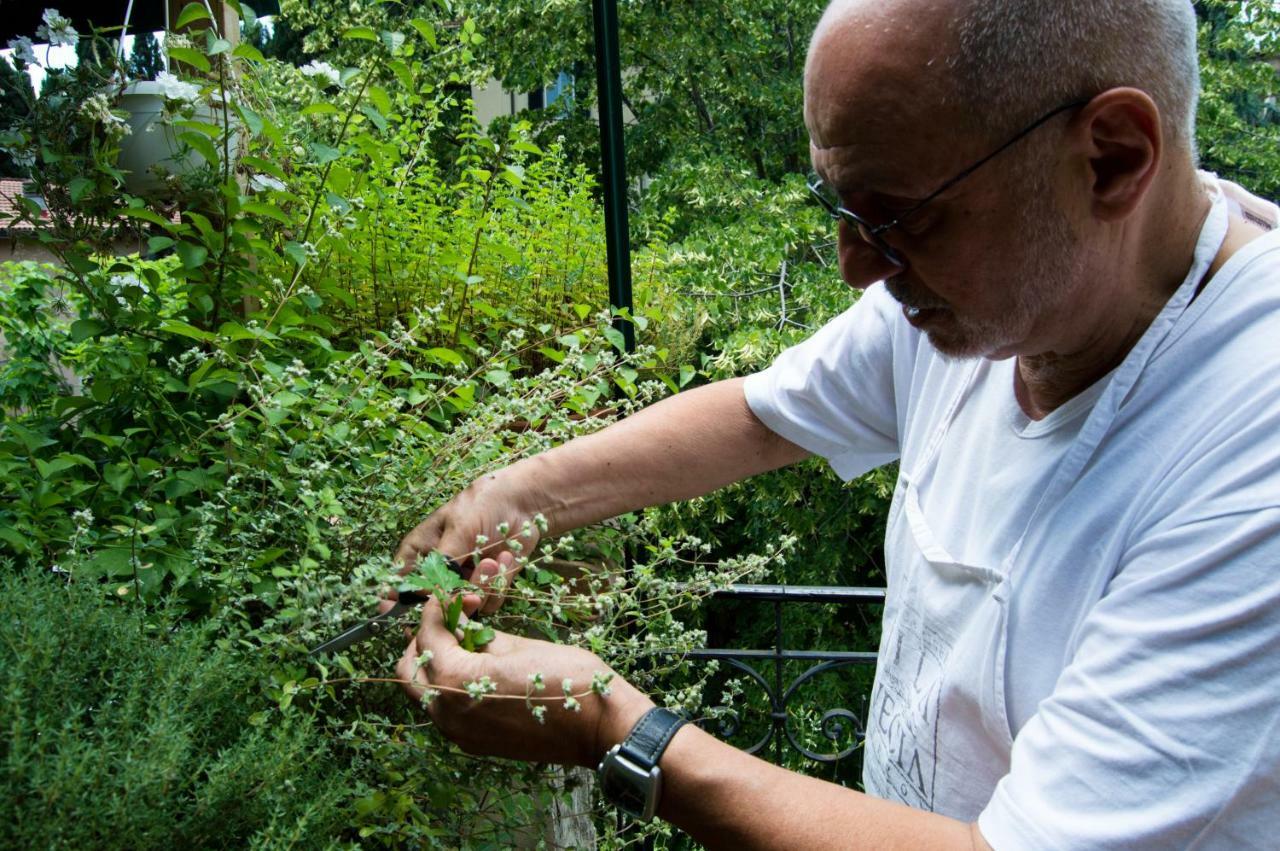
{"left": 396, "top": 640, "right": 426, "bottom": 700}
{"left": 478, "top": 551, "right": 518, "bottom": 615}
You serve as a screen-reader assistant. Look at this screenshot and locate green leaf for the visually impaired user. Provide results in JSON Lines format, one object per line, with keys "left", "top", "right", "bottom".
{"left": 236, "top": 104, "right": 265, "bottom": 137}
{"left": 67, "top": 176, "right": 93, "bottom": 203}
{"left": 168, "top": 46, "right": 211, "bottom": 73}
{"left": 0, "top": 525, "right": 29, "bottom": 554}
{"left": 368, "top": 85, "right": 392, "bottom": 116}
{"left": 70, "top": 318, "right": 106, "bottom": 342}
{"left": 301, "top": 102, "right": 340, "bottom": 117}
{"left": 678, "top": 364, "right": 697, "bottom": 388}
{"left": 207, "top": 37, "right": 233, "bottom": 56}
{"left": 175, "top": 2, "right": 213, "bottom": 29}
{"left": 380, "top": 30, "right": 406, "bottom": 53}
{"left": 409, "top": 18, "right": 437, "bottom": 48}
{"left": 343, "top": 26, "right": 377, "bottom": 41}
{"left": 603, "top": 327, "right": 626, "bottom": 352}
{"left": 387, "top": 59, "right": 413, "bottom": 89}
{"left": 283, "top": 241, "right": 308, "bottom": 268}
{"left": 232, "top": 42, "right": 265, "bottom": 63}
{"left": 310, "top": 142, "right": 341, "bottom": 164}
{"left": 359, "top": 105, "right": 388, "bottom": 132}
{"left": 147, "top": 236, "right": 176, "bottom": 253}
{"left": 178, "top": 131, "right": 218, "bottom": 165}
{"left": 159, "top": 319, "right": 215, "bottom": 342}
{"left": 120, "top": 207, "right": 172, "bottom": 228}
{"left": 241, "top": 200, "right": 291, "bottom": 226}
{"left": 400, "top": 551, "right": 465, "bottom": 599}
{"left": 176, "top": 242, "right": 208, "bottom": 270}
{"left": 424, "top": 347, "right": 464, "bottom": 366}
{"left": 445, "top": 595, "right": 464, "bottom": 633}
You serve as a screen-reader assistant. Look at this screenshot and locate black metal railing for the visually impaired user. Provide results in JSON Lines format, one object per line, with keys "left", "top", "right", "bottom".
{"left": 685, "top": 584, "right": 885, "bottom": 773}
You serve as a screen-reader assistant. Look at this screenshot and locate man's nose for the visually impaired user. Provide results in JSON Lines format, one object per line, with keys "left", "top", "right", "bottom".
{"left": 837, "top": 220, "right": 904, "bottom": 289}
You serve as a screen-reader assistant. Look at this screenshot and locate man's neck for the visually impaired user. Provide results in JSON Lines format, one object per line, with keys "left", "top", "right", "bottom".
{"left": 1014, "top": 176, "right": 1217, "bottom": 420}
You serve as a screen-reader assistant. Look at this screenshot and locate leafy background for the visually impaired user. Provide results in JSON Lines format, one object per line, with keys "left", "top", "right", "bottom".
{"left": 1, "top": 0, "right": 1276, "bottom": 846}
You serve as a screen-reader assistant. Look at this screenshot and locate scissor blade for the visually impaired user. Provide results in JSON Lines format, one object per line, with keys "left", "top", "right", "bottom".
{"left": 309, "top": 590, "right": 433, "bottom": 657}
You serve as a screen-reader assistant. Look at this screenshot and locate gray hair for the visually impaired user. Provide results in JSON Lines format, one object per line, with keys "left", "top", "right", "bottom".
{"left": 947, "top": 0, "right": 1200, "bottom": 154}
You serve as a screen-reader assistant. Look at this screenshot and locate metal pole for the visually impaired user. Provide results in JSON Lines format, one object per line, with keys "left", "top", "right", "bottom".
{"left": 591, "top": 0, "right": 635, "bottom": 354}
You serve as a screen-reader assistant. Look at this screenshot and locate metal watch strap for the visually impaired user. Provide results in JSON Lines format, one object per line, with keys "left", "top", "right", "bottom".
{"left": 617, "top": 707, "right": 686, "bottom": 770}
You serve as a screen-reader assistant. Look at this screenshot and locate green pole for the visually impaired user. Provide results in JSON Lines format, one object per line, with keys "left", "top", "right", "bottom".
{"left": 591, "top": 0, "right": 635, "bottom": 354}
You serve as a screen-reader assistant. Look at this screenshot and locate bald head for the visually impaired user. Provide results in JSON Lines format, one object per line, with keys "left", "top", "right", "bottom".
{"left": 804, "top": 0, "right": 966, "bottom": 154}
{"left": 806, "top": 0, "right": 1200, "bottom": 156}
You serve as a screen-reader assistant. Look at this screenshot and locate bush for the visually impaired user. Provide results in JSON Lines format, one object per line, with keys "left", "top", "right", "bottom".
{"left": 0, "top": 569, "right": 355, "bottom": 850}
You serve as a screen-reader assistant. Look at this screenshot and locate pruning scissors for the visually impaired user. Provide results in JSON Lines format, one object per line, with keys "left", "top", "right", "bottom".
{"left": 309, "top": 555, "right": 466, "bottom": 657}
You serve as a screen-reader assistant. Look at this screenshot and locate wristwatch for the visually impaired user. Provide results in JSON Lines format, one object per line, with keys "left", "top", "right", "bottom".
{"left": 596, "top": 706, "right": 687, "bottom": 822}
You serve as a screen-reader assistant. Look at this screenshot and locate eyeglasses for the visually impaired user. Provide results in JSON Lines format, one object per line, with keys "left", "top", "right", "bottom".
{"left": 807, "top": 98, "right": 1090, "bottom": 267}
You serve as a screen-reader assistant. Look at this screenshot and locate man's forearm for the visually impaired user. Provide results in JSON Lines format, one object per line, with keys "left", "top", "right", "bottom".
{"left": 655, "top": 725, "right": 990, "bottom": 851}
{"left": 498, "top": 378, "right": 809, "bottom": 535}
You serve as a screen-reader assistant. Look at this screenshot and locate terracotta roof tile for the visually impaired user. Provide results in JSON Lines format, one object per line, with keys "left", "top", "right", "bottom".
{"left": 0, "top": 178, "right": 46, "bottom": 232}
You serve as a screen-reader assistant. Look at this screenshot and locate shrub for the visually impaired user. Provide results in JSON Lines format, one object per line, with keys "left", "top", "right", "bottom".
{"left": 0, "top": 569, "right": 355, "bottom": 850}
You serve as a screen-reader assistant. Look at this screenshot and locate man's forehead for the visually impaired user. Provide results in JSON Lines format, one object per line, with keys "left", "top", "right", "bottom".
{"left": 804, "top": 0, "right": 961, "bottom": 143}
{"left": 804, "top": 0, "right": 970, "bottom": 187}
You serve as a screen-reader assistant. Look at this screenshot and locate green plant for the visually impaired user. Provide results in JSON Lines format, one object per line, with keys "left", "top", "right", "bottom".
{"left": 0, "top": 568, "right": 357, "bottom": 850}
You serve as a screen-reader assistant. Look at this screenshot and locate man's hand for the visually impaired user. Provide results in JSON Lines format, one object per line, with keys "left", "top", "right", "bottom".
{"left": 396, "top": 559, "right": 654, "bottom": 767}
{"left": 395, "top": 474, "right": 543, "bottom": 614}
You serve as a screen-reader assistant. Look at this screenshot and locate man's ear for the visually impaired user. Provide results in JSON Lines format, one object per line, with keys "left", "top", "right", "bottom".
{"left": 1076, "top": 88, "right": 1162, "bottom": 222}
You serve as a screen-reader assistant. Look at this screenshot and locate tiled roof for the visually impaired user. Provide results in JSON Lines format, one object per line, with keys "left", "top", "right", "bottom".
{"left": 0, "top": 178, "right": 45, "bottom": 233}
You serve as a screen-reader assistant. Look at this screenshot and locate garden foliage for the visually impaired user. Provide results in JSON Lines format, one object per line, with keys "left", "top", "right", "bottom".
{"left": 1, "top": 0, "right": 1278, "bottom": 846}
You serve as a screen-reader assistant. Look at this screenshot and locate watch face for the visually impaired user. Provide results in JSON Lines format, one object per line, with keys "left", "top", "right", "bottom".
{"left": 599, "top": 747, "right": 661, "bottom": 821}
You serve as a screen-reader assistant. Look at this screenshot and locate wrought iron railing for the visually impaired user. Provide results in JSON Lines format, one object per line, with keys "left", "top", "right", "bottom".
{"left": 684, "top": 584, "right": 885, "bottom": 773}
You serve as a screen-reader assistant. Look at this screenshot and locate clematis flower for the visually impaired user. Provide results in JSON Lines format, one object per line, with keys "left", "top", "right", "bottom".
{"left": 299, "top": 60, "right": 340, "bottom": 87}
{"left": 36, "top": 9, "right": 78, "bottom": 48}
{"left": 155, "top": 71, "right": 201, "bottom": 104}
{"left": 7, "top": 36, "right": 37, "bottom": 65}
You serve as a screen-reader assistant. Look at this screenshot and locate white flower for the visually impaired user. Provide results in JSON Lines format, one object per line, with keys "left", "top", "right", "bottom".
{"left": 299, "top": 60, "right": 340, "bottom": 87}
{"left": 563, "top": 696, "right": 582, "bottom": 712}
{"left": 37, "top": 9, "right": 78, "bottom": 48}
{"left": 464, "top": 676, "right": 497, "bottom": 700}
{"left": 7, "top": 37, "right": 37, "bottom": 65}
{"left": 530, "top": 705, "right": 547, "bottom": 724}
{"left": 155, "top": 71, "right": 201, "bottom": 104}
{"left": 249, "top": 173, "right": 286, "bottom": 193}
{"left": 591, "top": 671, "right": 614, "bottom": 697}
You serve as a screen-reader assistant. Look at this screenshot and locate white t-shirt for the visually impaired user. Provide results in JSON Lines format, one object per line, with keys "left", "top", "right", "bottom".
{"left": 743, "top": 177, "right": 1280, "bottom": 848}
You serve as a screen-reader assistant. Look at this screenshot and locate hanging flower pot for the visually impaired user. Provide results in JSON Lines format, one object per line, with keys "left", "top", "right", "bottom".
{"left": 115, "top": 76, "right": 240, "bottom": 197}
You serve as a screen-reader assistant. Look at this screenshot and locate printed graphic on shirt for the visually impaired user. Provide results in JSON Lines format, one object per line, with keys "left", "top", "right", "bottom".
{"left": 864, "top": 603, "right": 956, "bottom": 812}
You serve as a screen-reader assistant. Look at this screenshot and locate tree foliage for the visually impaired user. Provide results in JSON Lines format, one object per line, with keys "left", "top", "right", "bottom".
{"left": 1195, "top": 0, "right": 1280, "bottom": 198}
{"left": 0, "top": 59, "right": 32, "bottom": 177}
{"left": 128, "top": 30, "right": 165, "bottom": 80}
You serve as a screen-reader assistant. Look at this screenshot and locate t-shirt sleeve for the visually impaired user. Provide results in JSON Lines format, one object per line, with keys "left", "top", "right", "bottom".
{"left": 743, "top": 285, "right": 906, "bottom": 480}
{"left": 978, "top": 431, "right": 1280, "bottom": 849}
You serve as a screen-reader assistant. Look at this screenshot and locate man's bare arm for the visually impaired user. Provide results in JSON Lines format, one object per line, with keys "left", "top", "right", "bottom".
{"left": 396, "top": 378, "right": 810, "bottom": 575}
{"left": 656, "top": 723, "right": 994, "bottom": 851}
{"left": 517, "top": 377, "right": 809, "bottom": 535}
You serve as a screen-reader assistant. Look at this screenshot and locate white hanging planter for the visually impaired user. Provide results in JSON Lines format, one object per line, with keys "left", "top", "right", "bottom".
{"left": 115, "top": 80, "right": 239, "bottom": 197}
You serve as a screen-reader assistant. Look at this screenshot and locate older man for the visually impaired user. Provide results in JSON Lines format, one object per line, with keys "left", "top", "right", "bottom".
{"left": 394, "top": 0, "right": 1280, "bottom": 846}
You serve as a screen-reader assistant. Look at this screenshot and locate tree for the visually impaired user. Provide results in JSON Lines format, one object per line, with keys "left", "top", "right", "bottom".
{"left": 462, "top": 0, "right": 822, "bottom": 186}
{"left": 0, "top": 58, "right": 33, "bottom": 177}
{"left": 1195, "top": 0, "right": 1280, "bottom": 199}
{"left": 128, "top": 31, "right": 164, "bottom": 81}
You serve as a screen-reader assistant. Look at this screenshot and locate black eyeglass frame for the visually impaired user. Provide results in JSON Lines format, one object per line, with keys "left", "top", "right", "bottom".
{"left": 807, "top": 98, "right": 1091, "bottom": 266}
